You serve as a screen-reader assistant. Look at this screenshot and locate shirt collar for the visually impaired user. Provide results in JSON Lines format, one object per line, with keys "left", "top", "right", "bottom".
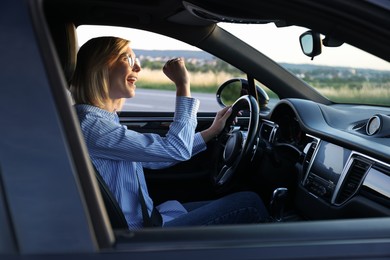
{"left": 75, "top": 104, "right": 119, "bottom": 122}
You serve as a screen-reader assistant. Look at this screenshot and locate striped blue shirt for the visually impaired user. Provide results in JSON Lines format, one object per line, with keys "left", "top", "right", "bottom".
{"left": 75, "top": 97, "right": 206, "bottom": 229}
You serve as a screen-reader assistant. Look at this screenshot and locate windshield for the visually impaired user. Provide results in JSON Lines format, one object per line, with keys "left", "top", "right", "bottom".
{"left": 219, "top": 23, "right": 390, "bottom": 106}
{"left": 77, "top": 23, "right": 390, "bottom": 111}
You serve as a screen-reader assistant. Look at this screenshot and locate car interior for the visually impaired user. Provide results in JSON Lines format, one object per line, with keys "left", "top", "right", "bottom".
{"left": 38, "top": 0, "right": 390, "bottom": 238}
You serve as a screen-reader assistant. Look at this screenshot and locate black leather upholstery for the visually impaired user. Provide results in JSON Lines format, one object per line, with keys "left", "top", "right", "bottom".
{"left": 49, "top": 22, "right": 78, "bottom": 85}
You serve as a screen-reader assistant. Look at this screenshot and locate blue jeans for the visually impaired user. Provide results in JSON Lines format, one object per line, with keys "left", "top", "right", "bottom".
{"left": 163, "top": 191, "right": 269, "bottom": 227}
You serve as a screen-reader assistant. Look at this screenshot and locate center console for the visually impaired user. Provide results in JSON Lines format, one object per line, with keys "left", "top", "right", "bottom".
{"left": 296, "top": 137, "right": 356, "bottom": 220}
{"left": 302, "top": 139, "right": 351, "bottom": 203}
{"left": 298, "top": 135, "right": 390, "bottom": 220}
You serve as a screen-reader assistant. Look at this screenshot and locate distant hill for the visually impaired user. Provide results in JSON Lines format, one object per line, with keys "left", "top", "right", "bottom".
{"left": 279, "top": 63, "right": 387, "bottom": 73}
{"left": 134, "top": 49, "right": 390, "bottom": 75}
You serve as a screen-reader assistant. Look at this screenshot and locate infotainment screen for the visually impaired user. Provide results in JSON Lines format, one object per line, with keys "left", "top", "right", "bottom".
{"left": 310, "top": 141, "right": 351, "bottom": 184}
{"left": 304, "top": 140, "right": 352, "bottom": 201}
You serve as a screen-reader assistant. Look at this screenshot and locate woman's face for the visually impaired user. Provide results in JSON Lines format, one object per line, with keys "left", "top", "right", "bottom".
{"left": 108, "top": 45, "right": 141, "bottom": 100}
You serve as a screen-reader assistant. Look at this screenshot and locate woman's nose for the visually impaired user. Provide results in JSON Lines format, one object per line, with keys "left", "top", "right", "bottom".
{"left": 132, "top": 63, "right": 141, "bottom": 72}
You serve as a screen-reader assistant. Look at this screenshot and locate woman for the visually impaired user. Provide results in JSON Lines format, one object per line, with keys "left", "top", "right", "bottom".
{"left": 71, "top": 36, "right": 268, "bottom": 229}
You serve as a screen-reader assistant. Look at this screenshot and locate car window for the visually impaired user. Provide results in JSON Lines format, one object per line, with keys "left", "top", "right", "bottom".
{"left": 77, "top": 25, "right": 277, "bottom": 112}
{"left": 219, "top": 23, "right": 390, "bottom": 106}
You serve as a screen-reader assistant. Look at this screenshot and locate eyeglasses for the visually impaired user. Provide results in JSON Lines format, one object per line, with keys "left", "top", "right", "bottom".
{"left": 126, "top": 54, "right": 141, "bottom": 68}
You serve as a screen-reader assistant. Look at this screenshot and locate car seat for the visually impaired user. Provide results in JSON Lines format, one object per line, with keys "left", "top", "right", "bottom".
{"left": 49, "top": 21, "right": 129, "bottom": 230}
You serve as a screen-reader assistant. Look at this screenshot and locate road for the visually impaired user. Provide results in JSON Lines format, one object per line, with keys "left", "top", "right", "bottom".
{"left": 122, "top": 88, "right": 277, "bottom": 112}
{"left": 122, "top": 88, "right": 222, "bottom": 112}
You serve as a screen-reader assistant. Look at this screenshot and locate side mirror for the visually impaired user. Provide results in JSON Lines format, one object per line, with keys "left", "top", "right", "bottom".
{"left": 299, "top": 30, "right": 322, "bottom": 60}
{"left": 216, "top": 78, "right": 269, "bottom": 109}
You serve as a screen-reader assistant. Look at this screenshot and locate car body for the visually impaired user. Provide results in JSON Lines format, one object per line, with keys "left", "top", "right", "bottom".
{"left": 1, "top": 0, "right": 390, "bottom": 259}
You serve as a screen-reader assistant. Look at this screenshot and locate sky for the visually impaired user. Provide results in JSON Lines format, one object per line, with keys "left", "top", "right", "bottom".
{"left": 77, "top": 24, "right": 390, "bottom": 71}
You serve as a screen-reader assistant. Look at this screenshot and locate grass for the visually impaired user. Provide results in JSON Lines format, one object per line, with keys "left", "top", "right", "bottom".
{"left": 137, "top": 68, "right": 390, "bottom": 106}
{"left": 137, "top": 68, "right": 237, "bottom": 93}
{"left": 314, "top": 82, "right": 390, "bottom": 105}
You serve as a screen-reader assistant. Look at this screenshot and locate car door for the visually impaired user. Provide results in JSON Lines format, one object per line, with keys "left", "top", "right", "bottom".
{"left": 3, "top": 1, "right": 390, "bottom": 259}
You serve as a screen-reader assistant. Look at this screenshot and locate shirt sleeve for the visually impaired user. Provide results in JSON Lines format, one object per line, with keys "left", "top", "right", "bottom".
{"left": 142, "top": 132, "right": 207, "bottom": 169}
{"left": 82, "top": 97, "right": 206, "bottom": 166}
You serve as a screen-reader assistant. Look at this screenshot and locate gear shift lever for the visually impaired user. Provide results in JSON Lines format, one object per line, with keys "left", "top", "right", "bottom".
{"left": 270, "top": 188, "right": 288, "bottom": 222}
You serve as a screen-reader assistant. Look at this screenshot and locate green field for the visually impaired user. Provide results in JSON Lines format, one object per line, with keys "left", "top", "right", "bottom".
{"left": 137, "top": 68, "right": 390, "bottom": 106}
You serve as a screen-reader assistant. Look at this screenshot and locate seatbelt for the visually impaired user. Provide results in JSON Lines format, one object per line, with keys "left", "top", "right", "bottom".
{"left": 92, "top": 164, "right": 129, "bottom": 229}
{"left": 93, "top": 163, "right": 162, "bottom": 228}
{"left": 135, "top": 173, "right": 163, "bottom": 227}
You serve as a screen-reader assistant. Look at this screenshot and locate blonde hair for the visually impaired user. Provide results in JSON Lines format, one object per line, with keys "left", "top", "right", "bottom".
{"left": 70, "top": 37, "right": 130, "bottom": 107}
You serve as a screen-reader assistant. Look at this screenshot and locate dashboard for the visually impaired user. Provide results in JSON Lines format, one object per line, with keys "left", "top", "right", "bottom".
{"left": 258, "top": 98, "right": 390, "bottom": 220}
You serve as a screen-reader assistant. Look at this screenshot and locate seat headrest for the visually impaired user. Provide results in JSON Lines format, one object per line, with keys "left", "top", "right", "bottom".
{"left": 50, "top": 22, "right": 78, "bottom": 85}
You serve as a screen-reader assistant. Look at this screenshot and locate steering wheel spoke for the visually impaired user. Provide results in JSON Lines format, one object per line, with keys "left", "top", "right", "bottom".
{"left": 213, "top": 95, "right": 259, "bottom": 189}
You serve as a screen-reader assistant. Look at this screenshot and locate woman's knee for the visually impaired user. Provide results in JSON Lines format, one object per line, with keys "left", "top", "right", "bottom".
{"left": 230, "top": 191, "right": 269, "bottom": 216}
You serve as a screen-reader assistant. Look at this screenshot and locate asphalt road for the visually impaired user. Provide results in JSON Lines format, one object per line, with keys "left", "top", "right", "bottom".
{"left": 122, "top": 88, "right": 277, "bottom": 112}
{"left": 122, "top": 88, "right": 222, "bottom": 112}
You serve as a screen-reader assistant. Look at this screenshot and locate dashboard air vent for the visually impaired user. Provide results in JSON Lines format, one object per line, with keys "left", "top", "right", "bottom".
{"left": 335, "top": 159, "right": 370, "bottom": 204}
{"left": 303, "top": 140, "right": 317, "bottom": 174}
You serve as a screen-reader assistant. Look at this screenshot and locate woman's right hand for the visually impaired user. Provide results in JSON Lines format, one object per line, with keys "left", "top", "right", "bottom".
{"left": 162, "top": 57, "right": 191, "bottom": 97}
{"left": 200, "top": 106, "right": 234, "bottom": 143}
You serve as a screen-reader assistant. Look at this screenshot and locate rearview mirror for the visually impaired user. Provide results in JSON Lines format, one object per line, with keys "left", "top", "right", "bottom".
{"left": 299, "top": 30, "right": 322, "bottom": 60}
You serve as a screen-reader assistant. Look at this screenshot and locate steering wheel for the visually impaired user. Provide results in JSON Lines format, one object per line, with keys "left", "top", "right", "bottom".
{"left": 213, "top": 95, "right": 259, "bottom": 188}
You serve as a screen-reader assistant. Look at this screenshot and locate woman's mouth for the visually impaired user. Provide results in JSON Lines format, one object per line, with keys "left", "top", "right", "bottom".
{"left": 127, "top": 76, "right": 137, "bottom": 84}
